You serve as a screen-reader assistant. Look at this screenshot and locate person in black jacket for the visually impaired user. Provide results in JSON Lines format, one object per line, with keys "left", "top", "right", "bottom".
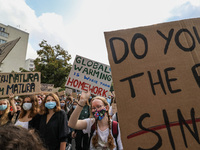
{"left": 39, "top": 93, "right": 69, "bottom": 150}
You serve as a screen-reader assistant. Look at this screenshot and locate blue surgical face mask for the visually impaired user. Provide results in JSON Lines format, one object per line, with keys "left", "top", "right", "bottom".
{"left": 73, "top": 105, "right": 77, "bottom": 109}
{"left": 45, "top": 101, "right": 56, "bottom": 109}
{"left": 60, "top": 103, "right": 65, "bottom": 107}
{"left": 0, "top": 104, "right": 7, "bottom": 111}
{"left": 107, "top": 98, "right": 111, "bottom": 104}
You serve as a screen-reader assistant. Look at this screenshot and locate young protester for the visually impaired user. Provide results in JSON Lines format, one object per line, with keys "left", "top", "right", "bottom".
{"left": 73, "top": 96, "right": 90, "bottom": 150}
{"left": 60, "top": 99, "right": 67, "bottom": 112}
{"left": 67, "top": 99, "right": 78, "bottom": 147}
{"left": 0, "top": 93, "right": 17, "bottom": 126}
{"left": 15, "top": 95, "right": 40, "bottom": 129}
{"left": 0, "top": 124, "right": 46, "bottom": 150}
{"left": 37, "top": 95, "right": 43, "bottom": 106}
{"left": 68, "top": 90, "right": 123, "bottom": 150}
{"left": 39, "top": 93, "right": 69, "bottom": 150}
{"left": 11, "top": 99, "right": 22, "bottom": 124}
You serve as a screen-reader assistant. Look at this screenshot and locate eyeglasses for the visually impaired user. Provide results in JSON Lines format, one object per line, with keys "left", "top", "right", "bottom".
{"left": 91, "top": 105, "right": 103, "bottom": 111}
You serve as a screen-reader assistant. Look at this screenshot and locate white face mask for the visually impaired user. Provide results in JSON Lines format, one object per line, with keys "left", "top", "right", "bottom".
{"left": 23, "top": 103, "right": 32, "bottom": 111}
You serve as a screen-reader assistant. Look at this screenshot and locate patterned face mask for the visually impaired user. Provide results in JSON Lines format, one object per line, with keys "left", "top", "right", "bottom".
{"left": 92, "top": 108, "right": 107, "bottom": 121}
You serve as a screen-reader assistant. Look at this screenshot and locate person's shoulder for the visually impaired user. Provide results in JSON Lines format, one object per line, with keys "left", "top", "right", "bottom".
{"left": 58, "top": 109, "right": 66, "bottom": 115}
{"left": 84, "top": 118, "right": 95, "bottom": 124}
{"left": 33, "top": 114, "right": 42, "bottom": 119}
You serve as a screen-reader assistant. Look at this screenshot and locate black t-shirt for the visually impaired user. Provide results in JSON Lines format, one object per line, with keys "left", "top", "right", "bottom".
{"left": 39, "top": 110, "right": 68, "bottom": 150}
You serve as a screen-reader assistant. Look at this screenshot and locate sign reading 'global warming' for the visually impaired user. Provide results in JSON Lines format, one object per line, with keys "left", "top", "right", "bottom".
{"left": 65, "top": 55, "right": 112, "bottom": 97}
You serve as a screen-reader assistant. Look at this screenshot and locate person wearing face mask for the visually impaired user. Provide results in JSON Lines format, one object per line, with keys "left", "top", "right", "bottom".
{"left": 60, "top": 99, "right": 67, "bottom": 112}
{"left": 15, "top": 95, "right": 40, "bottom": 129}
{"left": 68, "top": 89, "right": 123, "bottom": 150}
{"left": 73, "top": 96, "right": 90, "bottom": 150}
{"left": 38, "top": 93, "right": 69, "bottom": 150}
{"left": 11, "top": 97, "right": 22, "bottom": 124}
{"left": 37, "top": 95, "right": 43, "bottom": 106}
{"left": 0, "top": 93, "right": 17, "bottom": 126}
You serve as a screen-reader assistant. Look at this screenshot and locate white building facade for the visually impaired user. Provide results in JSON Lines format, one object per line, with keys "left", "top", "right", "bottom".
{"left": 24, "top": 58, "right": 35, "bottom": 71}
{"left": 0, "top": 23, "right": 29, "bottom": 72}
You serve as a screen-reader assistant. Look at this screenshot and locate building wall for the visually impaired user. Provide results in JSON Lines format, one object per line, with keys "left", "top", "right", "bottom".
{"left": 25, "top": 58, "right": 35, "bottom": 71}
{"left": 0, "top": 23, "right": 29, "bottom": 72}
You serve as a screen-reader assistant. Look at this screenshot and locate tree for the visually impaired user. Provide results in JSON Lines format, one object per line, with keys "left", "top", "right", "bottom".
{"left": 34, "top": 40, "right": 72, "bottom": 88}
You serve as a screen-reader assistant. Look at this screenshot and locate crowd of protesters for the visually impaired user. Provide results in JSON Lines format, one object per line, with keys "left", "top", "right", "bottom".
{"left": 0, "top": 90, "right": 123, "bottom": 150}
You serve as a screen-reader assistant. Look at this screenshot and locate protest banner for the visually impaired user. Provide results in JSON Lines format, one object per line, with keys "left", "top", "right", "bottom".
{"left": 57, "top": 91, "right": 65, "bottom": 97}
{"left": 41, "top": 83, "right": 54, "bottom": 92}
{"left": 104, "top": 18, "right": 200, "bottom": 149}
{"left": 72, "top": 92, "right": 77, "bottom": 99}
{"left": 65, "top": 55, "right": 112, "bottom": 97}
{"left": 0, "top": 72, "right": 41, "bottom": 98}
{"left": 0, "top": 37, "right": 21, "bottom": 63}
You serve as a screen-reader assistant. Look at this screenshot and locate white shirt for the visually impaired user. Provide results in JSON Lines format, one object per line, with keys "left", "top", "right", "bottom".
{"left": 15, "top": 120, "right": 29, "bottom": 129}
{"left": 83, "top": 118, "right": 123, "bottom": 150}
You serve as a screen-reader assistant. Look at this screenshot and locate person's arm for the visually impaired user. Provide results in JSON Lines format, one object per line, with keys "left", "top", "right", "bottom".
{"left": 9, "top": 93, "right": 17, "bottom": 115}
{"left": 60, "top": 141, "right": 66, "bottom": 150}
{"left": 68, "top": 89, "right": 90, "bottom": 130}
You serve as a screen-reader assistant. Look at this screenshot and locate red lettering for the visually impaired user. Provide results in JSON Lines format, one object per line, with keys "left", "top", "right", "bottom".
{"left": 93, "top": 86, "right": 98, "bottom": 94}
{"left": 102, "top": 89, "right": 108, "bottom": 97}
{"left": 66, "top": 77, "right": 74, "bottom": 86}
{"left": 97, "top": 87, "right": 103, "bottom": 96}
{"left": 73, "top": 79, "right": 79, "bottom": 87}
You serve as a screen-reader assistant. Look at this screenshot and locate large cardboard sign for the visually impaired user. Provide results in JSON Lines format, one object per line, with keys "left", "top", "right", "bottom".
{"left": 41, "top": 83, "right": 54, "bottom": 92}
{"left": 0, "top": 72, "right": 41, "bottom": 98}
{"left": 65, "top": 55, "right": 112, "bottom": 97}
{"left": 104, "top": 18, "right": 200, "bottom": 150}
{"left": 0, "top": 37, "right": 20, "bottom": 63}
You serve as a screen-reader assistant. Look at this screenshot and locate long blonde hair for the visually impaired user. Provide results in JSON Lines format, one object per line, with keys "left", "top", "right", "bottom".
{"left": 0, "top": 99, "right": 11, "bottom": 126}
{"left": 91, "top": 96, "right": 115, "bottom": 150}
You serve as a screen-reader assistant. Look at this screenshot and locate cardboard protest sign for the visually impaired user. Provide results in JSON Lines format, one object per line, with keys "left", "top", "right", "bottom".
{"left": 65, "top": 55, "right": 112, "bottom": 97}
{"left": 57, "top": 91, "right": 65, "bottom": 97}
{"left": 0, "top": 72, "right": 41, "bottom": 98}
{"left": 72, "top": 92, "right": 77, "bottom": 99}
{"left": 104, "top": 18, "right": 200, "bottom": 150}
{"left": 0, "top": 37, "right": 21, "bottom": 63}
{"left": 41, "top": 83, "right": 54, "bottom": 92}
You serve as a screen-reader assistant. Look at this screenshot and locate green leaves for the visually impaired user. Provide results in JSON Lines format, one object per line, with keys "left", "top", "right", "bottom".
{"left": 34, "top": 40, "right": 72, "bottom": 88}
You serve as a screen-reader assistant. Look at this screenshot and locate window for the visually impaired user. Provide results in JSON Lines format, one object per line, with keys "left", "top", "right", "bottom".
{"left": 0, "top": 39, "right": 6, "bottom": 44}
{"left": 0, "top": 31, "right": 8, "bottom": 38}
{"left": 0, "top": 27, "right": 5, "bottom": 32}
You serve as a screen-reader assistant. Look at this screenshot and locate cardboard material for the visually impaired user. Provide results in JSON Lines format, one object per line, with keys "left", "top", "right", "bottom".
{"left": 65, "top": 55, "right": 112, "bottom": 97}
{"left": 41, "top": 83, "right": 54, "bottom": 92}
{"left": 104, "top": 18, "right": 200, "bottom": 150}
{"left": 0, "top": 37, "right": 21, "bottom": 63}
{"left": 72, "top": 92, "right": 77, "bottom": 99}
{"left": 57, "top": 91, "right": 65, "bottom": 97}
{"left": 0, "top": 72, "right": 41, "bottom": 98}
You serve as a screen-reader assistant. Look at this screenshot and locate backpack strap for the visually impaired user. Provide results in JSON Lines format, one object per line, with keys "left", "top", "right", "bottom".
{"left": 112, "top": 120, "right": 119, "bottom": 150}
{"left": 116, "top": 112, "right": 118, "bottom": 122}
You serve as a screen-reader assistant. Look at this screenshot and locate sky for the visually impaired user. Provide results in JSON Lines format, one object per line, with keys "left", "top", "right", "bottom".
{"left": 0, "top": 0, "right": 200, "bottom": 65}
